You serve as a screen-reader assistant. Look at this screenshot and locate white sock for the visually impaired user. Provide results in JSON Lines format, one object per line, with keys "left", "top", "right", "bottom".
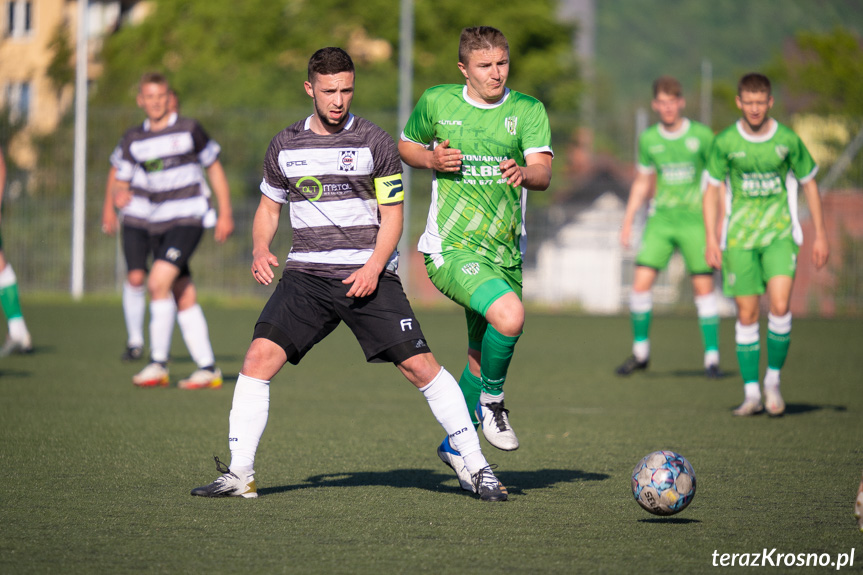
{"left": 123, "top": 282, "right": 146, "bottom": 348}
{"left": 767, "top": 311, "right": 792, "bottom": 335}
{"left": 8, "top": 316, "right": 29, "bottom": 344}
{"left": 695, "top": 293, "right": 720, "bottom": 368}
{"left": 419, "top": 367, "right": 488, "bottom": 475}
{"left": 764, "top": 368, "right": 781, "bottom": 389}
{"left": 633, "top": 340, "right": 650, "bottom": 363}
{"left": 229, "top": 373, "right": 271, "bottom": 473}
{"left": 149, "top": 298, "right": 177, "bottom": 363}
{"left": 177, "top": 304, "right": 215, "bottom": 369}
{"left": 0, "top": 264, "right": 16, "bottom": 288}
{"left": 743, "top": 382, "right": 761, "bottom": 403}
{"left": 479, "top": 389, "right": 504, "bottom": 406}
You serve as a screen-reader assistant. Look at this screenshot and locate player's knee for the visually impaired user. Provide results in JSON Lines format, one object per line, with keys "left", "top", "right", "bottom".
{"left": 242, "top": 338, "right": 287, "bottom": 379}
{"left": 489, "top": 299, "right": 524, "bottom": 336}
{"left": 398, "top": 352, "right": 441, "bottom": 388}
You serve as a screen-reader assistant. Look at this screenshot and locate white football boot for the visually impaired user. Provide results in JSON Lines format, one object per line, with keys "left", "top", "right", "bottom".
{"left": 191, "top": 456, "right": 257, "bottom": 498}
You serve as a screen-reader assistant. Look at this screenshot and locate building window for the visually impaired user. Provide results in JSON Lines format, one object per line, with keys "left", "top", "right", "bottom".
{"left": 5, "top": 81, "right": 31, "bottom": 123}
{"left": 6, "top": 1, "right": 32, "bottom": 38}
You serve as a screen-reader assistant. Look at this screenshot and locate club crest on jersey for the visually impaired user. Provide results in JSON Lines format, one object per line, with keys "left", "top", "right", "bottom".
{"left": 504, "top": 116, "right": 518, "bottom": 136}
{"left": 461, "top": 262, "right": 480, "bottom": 276}
{"left": 339, "top": 150, "right": 358, "bottom": 172}
{"left": 775, "top": 145, "right": 789, "bottom": 159}
{"left": 685, "top": 137, "right": 700, "bottom": 153}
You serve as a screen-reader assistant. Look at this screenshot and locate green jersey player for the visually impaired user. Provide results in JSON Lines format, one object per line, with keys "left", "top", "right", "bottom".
{"left": 399, "top": 26, "right": 553, "bottom": 479}
{"left": 704, "top": 73, "right": 829, "bottom": 417}
{"left": 617, "top": 76, "right": 721, "bottom": 378}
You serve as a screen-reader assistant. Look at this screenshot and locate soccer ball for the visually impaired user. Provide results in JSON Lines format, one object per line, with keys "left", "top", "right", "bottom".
{"left": 631, "top": 450, "right": 696, "bottom": 516}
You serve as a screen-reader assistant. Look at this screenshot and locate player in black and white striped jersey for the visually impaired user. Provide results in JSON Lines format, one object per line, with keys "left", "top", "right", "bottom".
{"left": 191, "top": 47, "right": 506, "bottom": 502}
{"left": 112, "top": 73, "right": 234, "bottom": 389}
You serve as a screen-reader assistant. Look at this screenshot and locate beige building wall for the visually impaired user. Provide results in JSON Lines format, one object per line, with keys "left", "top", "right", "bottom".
{"left": 0, "top": 0, "right": 143, "bottom": 168}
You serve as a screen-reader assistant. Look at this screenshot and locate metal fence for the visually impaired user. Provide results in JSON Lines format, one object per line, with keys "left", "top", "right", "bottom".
{"left": 2, "top": 107, "right": 861, "bottom": 316}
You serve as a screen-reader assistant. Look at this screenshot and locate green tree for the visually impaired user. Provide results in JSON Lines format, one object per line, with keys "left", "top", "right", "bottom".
{"left": 94, "top": 0, "right": 580, "bottom": 113}
{"left": 46, "top": 23, "right": 75, "bottom": 96}
{"left": 771, "top": 27, "right": 863, "bottom": 117}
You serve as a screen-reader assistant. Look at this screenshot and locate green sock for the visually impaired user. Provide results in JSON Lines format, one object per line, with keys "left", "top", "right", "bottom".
{"left": 0, "top": 283, "right": 23, "bottom": 320}
{"left": 480, "top": 326, "right": 521, "bottom": 396}
{"left": 632, "top": 310, "right": 652, "bottom": 343}
{"left": 767, "top": 329, "right": 791, "bottom": 371}
{"left": 699, "top": 315, "right": 720, "bottom": 355}
{"left": 457, "top": 364, "right": 482, "bottom": 428}
{"left": 736, "top": 341, "right": 761, "bottom": 385}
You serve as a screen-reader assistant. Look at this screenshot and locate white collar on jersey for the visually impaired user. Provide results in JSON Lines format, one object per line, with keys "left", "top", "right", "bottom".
{"left": 143, "top": 112, "right": 178, "bottom": 132}
{"left": 657, "top": 118, "right": 690, "bottom": 140}
{"left": 304, "top": 113, "right": 356, "bottom": 133}
{"left": 735, "top": 118, "right": 778, "bottom": 143}
{"left": 462, "top": 86, "right": 511, "bottom": 109}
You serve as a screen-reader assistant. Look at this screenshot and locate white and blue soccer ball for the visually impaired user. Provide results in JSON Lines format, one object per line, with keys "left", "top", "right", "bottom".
{"left": 631, "top": 450, "right": 696, "bottom": 516}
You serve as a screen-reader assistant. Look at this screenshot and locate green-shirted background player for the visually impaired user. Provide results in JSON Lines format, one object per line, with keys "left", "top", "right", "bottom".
{"left": 400, "top": 26, "right": 553, "bottom": 490}
{"left": 704, "top": 73, "right": 829, "bottom": 417}
{"left": 0, "top": 145, "right": 33, "bottom": 356}
{"left": 617, "top": 76, "right": 721, "bottom": 378}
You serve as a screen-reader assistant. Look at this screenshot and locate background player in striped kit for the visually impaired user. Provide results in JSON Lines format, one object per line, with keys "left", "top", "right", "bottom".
{"left": 111, "top": 73, "right": 234, "bottom": 389}
{"left": 616, "top": 76, "right": 721, "bottom": 378}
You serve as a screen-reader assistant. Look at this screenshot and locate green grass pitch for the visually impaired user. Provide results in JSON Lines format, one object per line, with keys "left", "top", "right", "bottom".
{"left": 1, "top": 299, "right": 860, "bottom": 573}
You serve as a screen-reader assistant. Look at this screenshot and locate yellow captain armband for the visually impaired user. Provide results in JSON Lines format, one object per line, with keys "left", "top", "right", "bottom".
{"left": 375, "top": 173, "right": 404, "bottom": 205}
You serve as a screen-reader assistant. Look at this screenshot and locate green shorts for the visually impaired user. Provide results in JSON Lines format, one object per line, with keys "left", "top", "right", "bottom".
{"left": 722, "top": 237, "right": 798, "bottom": 297}
{"left": 636, "top": 210, "right": 711, "bottom": 274}
{"left": 425, "top": 251, "right": 522, "bottom": 349}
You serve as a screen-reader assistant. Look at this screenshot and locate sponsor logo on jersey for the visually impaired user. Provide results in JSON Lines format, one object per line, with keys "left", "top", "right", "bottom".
{"left": 461, "top": 262, "right": 480, "bottom": 275}
{"left": 505, "top": 116, "right": 518, "bottom": 136}
{"left": 438, "top": 120, "right": 462, "bottom": 126}
{"left": 284, "top": 159, "right": 307, "bottom": 168}
{"left": 143, "top": 158, "right": 165, "bottom": 173}
{"left": 685, "top": 137, "right": 700, "bottom": 153}
{"left": 728, "top": 151, "right": 746, "bottom": 159}
{"left": 166, "top": 247, "right": 181, "bottom": 262}
{"left": 649, "top": 145, "right": 665, "bottom": 154}
{"left": 400, "top": 319, "right": 413, "bottom": 331}
{"left": 296, "top": 176, "right": 323, "bottom": 201}
{"left": 775, "top": 145, "right": 788, "bottom": 159}
{"left": 339, "top": 150, "right": 358, "bottom": 171}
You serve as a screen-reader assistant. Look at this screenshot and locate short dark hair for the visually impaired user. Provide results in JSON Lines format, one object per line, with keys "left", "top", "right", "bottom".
{"left": 653, "top": 76, "right": 682, "bottom": 98}
{"left": 308, "top": 47, "right": 355, "bottom": 82}
{"left": 458, "top": 26, "right": 509, "bottom": 64}
{"left": 139, "top": 72, "right": 169, "bottom": 91}
{"left": 738, "top": 73, "right": 771, "bottom": 96}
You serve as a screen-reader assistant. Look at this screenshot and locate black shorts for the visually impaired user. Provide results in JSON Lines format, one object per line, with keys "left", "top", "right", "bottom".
{"left": 122, "top": 225, "right": 200, "bottom": 277}
{"left": 254, "top": 270, "right": 431, "bottom": 366}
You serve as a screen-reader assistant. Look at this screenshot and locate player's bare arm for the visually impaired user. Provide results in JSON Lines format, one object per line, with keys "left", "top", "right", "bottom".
{"left": 702, "top": 182, "right": 723, "bottom": 269}
{"left": 250, "top": 195, "right": 282, "bottom": 286}
{"left": 801, "top": 179, "right": 829, "bottom": 269}
{"left": 113, "top": 178, "right": 133, "bottom": 210}
{"left": 102, "top": 166, "right": 119, "bottom": 235}
{"left": 206, "top": 160, "right": 235, "bottom": 243}
{"left": 343, "top": 202, "right": 403, "bottom": 298}
{"left": 398, "top": 139, "right": 463, "bottom": 173}
{"left": 499, "top": 151, "right": 552, "bottom": 190}
{"left": 620, "top": 171, "right": 654, "bottom": 248}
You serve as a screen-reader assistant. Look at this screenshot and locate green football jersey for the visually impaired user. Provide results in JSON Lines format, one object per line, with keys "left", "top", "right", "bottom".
{"left": 706, "top": 119, "right": 817, "bottom": 250}
{"left": 401, "top": 84, "right": 553, "bottom": 267}
{"left": 637, "top": 119, "right": 713, "bottom": 213}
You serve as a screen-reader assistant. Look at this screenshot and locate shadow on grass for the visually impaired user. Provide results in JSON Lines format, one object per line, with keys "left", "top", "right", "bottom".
{"left": 725, "top": 403, "right": 847, "bottom": 417}
{"left": 258, "top": 467, "right": 609, "bottom": 497}
{"left": 637, "top": 517, "right": 700, "bottom": 524}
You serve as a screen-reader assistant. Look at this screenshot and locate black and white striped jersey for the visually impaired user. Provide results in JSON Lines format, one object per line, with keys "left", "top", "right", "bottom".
{"left": 260, "top": 114, "right": 404, "bottom": 280}
{"left": 114, "top": 113, "right": 220, "bottom": 233}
